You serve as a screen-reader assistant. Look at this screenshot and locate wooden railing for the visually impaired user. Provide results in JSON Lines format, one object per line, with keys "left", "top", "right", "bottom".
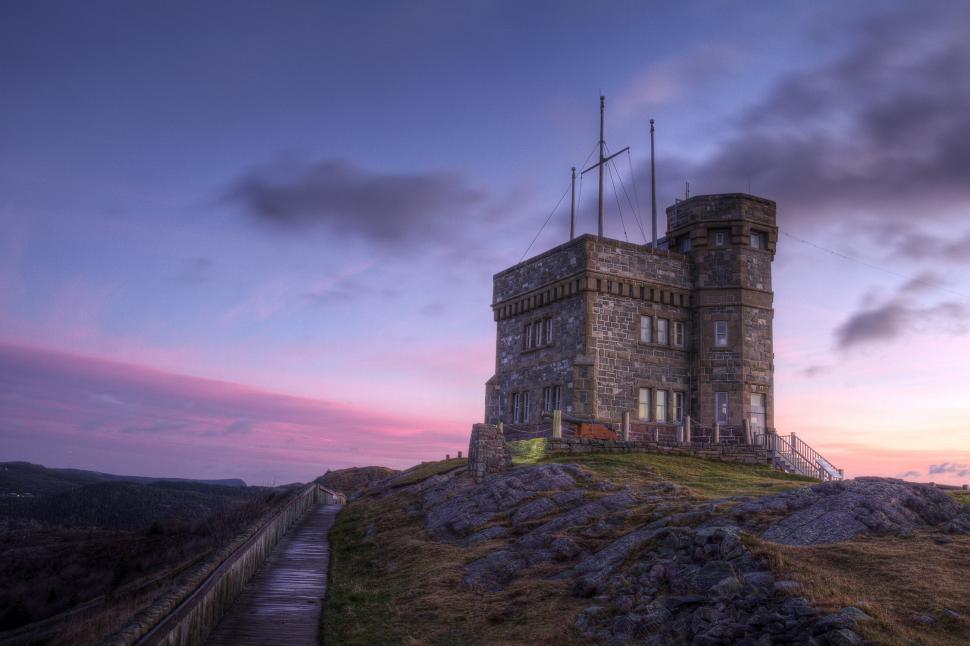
{"left": 769, "top": 433, "right": 843, "bottom": 481}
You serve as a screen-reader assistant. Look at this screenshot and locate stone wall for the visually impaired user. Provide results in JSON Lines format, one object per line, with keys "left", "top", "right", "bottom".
{"left": 468, "top": 423, "right": 512, "bottom": 481}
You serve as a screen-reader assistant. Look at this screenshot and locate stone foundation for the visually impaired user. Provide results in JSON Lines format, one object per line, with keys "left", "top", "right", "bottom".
{"left": 468, "top": 423, "right": 512, "bottom": 481}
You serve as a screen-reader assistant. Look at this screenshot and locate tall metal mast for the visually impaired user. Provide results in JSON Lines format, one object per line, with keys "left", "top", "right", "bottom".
{"left": 581, "top": 95, "right": 629, "bottom": 239}
{"left": 650, "top": 118, "right": 657, "bottom": 248}
{"left": 598, "top": 95, "right": 605, "bottom": 237}
{"left": 570, "top": 166, "right": 576, "bottom": 240}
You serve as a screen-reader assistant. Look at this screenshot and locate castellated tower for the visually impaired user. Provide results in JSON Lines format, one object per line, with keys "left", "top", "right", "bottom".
{"left": 485, "top": 193, "right": 777, "bottom": 444}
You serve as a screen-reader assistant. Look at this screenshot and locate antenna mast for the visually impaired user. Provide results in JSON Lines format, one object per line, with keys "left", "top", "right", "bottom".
{"left": 650, "top": 118, "right": 657, "bottom": 248}
{"left": 570, "top": 166, "right": 576, "bottom": 240}
{"left": 581, "top": 95, "right": 630, "bottom": 239}
{"left": 598, "top": 95, "right": 605, "bottom": 237}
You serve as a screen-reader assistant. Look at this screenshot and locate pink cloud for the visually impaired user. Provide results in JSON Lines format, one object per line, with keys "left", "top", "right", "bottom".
{"left": 0, "top": 343, "right": 470, "bottom": 484}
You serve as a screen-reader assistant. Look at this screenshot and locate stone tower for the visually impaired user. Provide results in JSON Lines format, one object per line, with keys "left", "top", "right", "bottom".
{"left": 665, "top": 194, "right": 777, "bottom": 436}
{"left": 485, "top": 193, "right": 777, "bottom": 443}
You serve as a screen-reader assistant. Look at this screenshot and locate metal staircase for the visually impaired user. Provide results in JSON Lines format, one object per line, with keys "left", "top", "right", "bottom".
{"left": 768, "top": 432, "right": 843, "bottom": 481}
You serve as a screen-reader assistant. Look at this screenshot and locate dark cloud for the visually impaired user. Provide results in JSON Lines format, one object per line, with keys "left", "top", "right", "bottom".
{"left": 898, "top": 270, "right": 949, "bottom": 294}
{"left": 892, "top": 230, "right": 970, "bottom": 264}
{"left": 224, "top": 158, "right": 486, "bottom": 245}
{"left": 928, "top": 462, "right": 970, "bottom": 478}
{"left": 658, "top": 7, "right": 970, "bottom": 231}
{"left": 171, "top": 256, "right": 212, "bottom": 285}
{"left": 835, "top": 300, "right": 968, "bottom": 349}
{"left": 801, "top": 365, "right": 831, "bottom": 379}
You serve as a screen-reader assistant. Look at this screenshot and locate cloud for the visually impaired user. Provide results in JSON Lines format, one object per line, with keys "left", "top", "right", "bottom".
{"left": 171, "top": 256, "right": 212, "bottom": 285}
{"left": 224, "top": 158, "right": 486, "bottom": 246}
{"left": 800, "top": 365, "right": 831, "bottom": 378}
{"left": 928, "top": 462, "right": 970, "bottom": 478}
{"left": 897, "top": 271, "right": 949, "bottom": 294}
{"left": 892, "top": 230, "right": 970, "bottom": 265}
{"left": 654, "top": 7, "right": 970, "bottom": 231}
{"left": 0, "top": 342, "right": 467, "bottom": 483}
{"left": 618, "top": 44, "right": 748, "bottom": 114}
{"left": 835, "top": 300, "right": 968, "bottom": 349}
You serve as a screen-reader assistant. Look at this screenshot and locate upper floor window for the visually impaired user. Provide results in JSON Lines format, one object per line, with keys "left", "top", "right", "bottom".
{"left": 523, "top": 323, "right": 533, "bottom": 350}
{"left": 714, "top": 321, "right": 729, "bottom": 347}
{"left": 544, "top": 318, "right": 553, "bottom": 344}
{"left": 681, "top": 236, "right": 692, "bottom": 252}
{"left": 640, "top": 315, "right": 653, "bottom": 343}
{"left": 637, "top": 387, "right": 650, "bottom": 420}
{"left": 751, "top": 231, "right": 764, "bottom": 249}
{"left": 657, "top": 318, "right": 669, "bottom": 345}
{"left": 523, "top": 318, "right": 553, "bottom": 351}
{"left": 673, "top": 321, "right": 685, "bottom": 347}
{"left": 714, "top": 231, "right": 727, "bottom": 246}
{"left": 715, "top": 391, "right": 729, "bottom": 425}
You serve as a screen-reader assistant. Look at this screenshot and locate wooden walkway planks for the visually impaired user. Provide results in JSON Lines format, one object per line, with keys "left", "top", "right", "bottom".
{"left": 205, "top": 503, "right": 341, "bottom": 646}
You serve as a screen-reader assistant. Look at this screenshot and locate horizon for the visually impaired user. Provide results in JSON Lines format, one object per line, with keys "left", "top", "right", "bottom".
{"left": 2, "top": 1, "right": 970, "bottom": 486}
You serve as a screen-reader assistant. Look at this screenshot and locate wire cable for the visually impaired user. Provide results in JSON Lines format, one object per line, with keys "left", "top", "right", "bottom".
{"left": 519, "top": 183, "right": 572, "bottom": 262}
{"left": 606, "top": 159, "right": 628, "bottom": 241}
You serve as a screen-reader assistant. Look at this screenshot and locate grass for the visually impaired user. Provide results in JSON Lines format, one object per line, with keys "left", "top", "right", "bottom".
{"left": 749, "top": 532, "right": 970, "bottom": 645}
{"left": 540, "top": 452, "right": 816, "bottom": 499}
{"left": 509, "top": 439, "right": 548, "bottom": 465}
{"left": 323, "top": 467, "right": 588, "bottom": 645}
{"left": 387, "top": 458, "right": 467, "bottom": 488}
{"left": 949, "top": 490, "right": 970, "bottom": 505}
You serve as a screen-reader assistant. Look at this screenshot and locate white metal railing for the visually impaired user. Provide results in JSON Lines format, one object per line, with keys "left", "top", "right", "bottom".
{"left": 769, "top": 432, "right": 843, "bottom": 481}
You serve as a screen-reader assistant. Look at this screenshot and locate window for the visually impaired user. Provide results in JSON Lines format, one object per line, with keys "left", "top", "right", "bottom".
{"left": 640, "top": 315, "right": 653, "bottom": 343}
{"left": 638, "top": 387, "right": 650, "bottom": 420}
{"left": 715, "top": 392, "right": 729, "bottom": 425}
{"left": 553, "top": 385, "right": 562, "bottom": 411}
{"left": 673, "top": 321, "right": 685, "bottom": 347}
{"left": 524, "top": 323, "right": 532, "bottom": 349}
{"left": 512, "top": 392, "right": 522, "bottom": 423}
{"left": 533, "top": 323, "right": 542, "bottom": 348}
{"left": 751, "top": 231, "right": 763, "bottom": 249}
{"left": 681, "top": 236, "right": 692, "bottom": 252}
{"left": 750, "top": 393, "right": 766, "bottom": 434}
{"left": 715, "top": 321, "right": 729, "bottom": 347}
{"left": 522, "top": 391, "right": 531, "bottom": 422}
{"left": 543, "top": 386, "right": 552, "bottom": 413}
{"left": 655, "top": 390, "right": 668, "bottom": 422}
{"left": 672, "top": 392, "right": 684, "bottom": 422}
{"left": 545, "top": 318, "right": 553, "bottom": 344}
{"left": 714, "top": 231, "right": 727, "bottom": 246}
{"left": 657, "top": 319, "right": 669, "bottom": 345}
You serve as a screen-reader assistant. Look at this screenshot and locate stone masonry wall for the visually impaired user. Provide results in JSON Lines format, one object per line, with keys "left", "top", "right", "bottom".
{"left": 545, "top": 437, "right": 771, "bottom": 466}
{"left": 468, "top": 423, "right": 512, "bottom": 481}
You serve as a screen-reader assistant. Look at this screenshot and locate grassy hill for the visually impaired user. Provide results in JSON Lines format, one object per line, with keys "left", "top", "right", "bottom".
{"left": 315, "top": 466, "right": 399, "bottom": 497}
{"left": 324, "top": 452, "right": 970, "bottom": 645}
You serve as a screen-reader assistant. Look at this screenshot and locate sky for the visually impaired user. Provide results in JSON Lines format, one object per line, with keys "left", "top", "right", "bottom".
{"left": 2, "top": 0, "right": 969, "bottom": 486}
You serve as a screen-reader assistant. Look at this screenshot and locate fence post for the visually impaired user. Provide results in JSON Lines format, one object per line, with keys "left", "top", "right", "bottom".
{"left": 652, "top": 427, "right": 659, "bottom": 444}
{"left": 622, "top": 411, "right": 630, "bottom": 441}
{"left": 713, "top": 423, "right": 720, "bottom": 445}
{"left": 684, "top": 415, "right": 692, "bottom": 443}
{"left": 742, "top": 419, "right": 751, "bottom": 445}
{"left": 552, "top": 409, "right": 562, "bottom": 439}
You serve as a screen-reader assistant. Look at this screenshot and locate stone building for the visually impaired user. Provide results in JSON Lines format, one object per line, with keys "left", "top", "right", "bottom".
{"left": 484, "top": 193, "right": 777, "bottom": 443}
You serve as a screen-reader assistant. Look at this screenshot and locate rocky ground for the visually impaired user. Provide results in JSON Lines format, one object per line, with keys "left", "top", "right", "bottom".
{"left": 369, "top": 462, "right": 970, "bottom": 645}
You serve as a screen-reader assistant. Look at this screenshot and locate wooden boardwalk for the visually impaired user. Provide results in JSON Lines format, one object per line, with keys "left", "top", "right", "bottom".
{"left": 205, "top": 503, "right": 341, "bottom": 646}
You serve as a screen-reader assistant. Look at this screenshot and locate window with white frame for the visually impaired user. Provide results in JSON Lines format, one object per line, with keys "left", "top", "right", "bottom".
{"left": 655, "top": 390, "right": 668, "bottom": 422}
{"left": 714, "top": 230, "right": 727, "bottom": 246}
{"left": 750, "top": 393, "right": 766, "bottom": 434}
{"left": 542, "top": 386, "right": 553, "bottom": 413}
{"left": 751, "top": 231, "right": 763, "bottom": 249}
{"left": 638, "top": 387, "right": 650, "bottom": 420}
{"left": 714, "top": 321, "right": 728, "bottom": 347}
{"left": 512, "top": 392, "right": 522, "bottom": 423}
{"left": 657, "top": 318, "right": 669, "bottom": 345}
{"left": 522, "top": 391, "right": 531, "bottom": 422}
{"left": 545, "top": 318, "right": 553, "bottom": 344}
{"left": 553, "top": 385, "right": 562, "bottom": 411}
{"left": 640, "top": 315, "right": 653, "bottom": 343}
{"left": 672, "top": 391, "right": 684, "bottom": 422}
{"left": 523, "top": 323, "right": 532, "bottom": 350}
{"left": 673, "top": 321, "right": 684, "bottom": 347}
{"left": 715, "top": 391, "right": 729, "bottom": 425}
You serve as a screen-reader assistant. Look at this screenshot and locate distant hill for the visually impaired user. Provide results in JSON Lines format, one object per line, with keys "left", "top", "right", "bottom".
{"left": 316, "top": 466, "right": 398, "bottom": 497}
{"left": 0, "top": 461, "right": 245, "bottom": 497}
